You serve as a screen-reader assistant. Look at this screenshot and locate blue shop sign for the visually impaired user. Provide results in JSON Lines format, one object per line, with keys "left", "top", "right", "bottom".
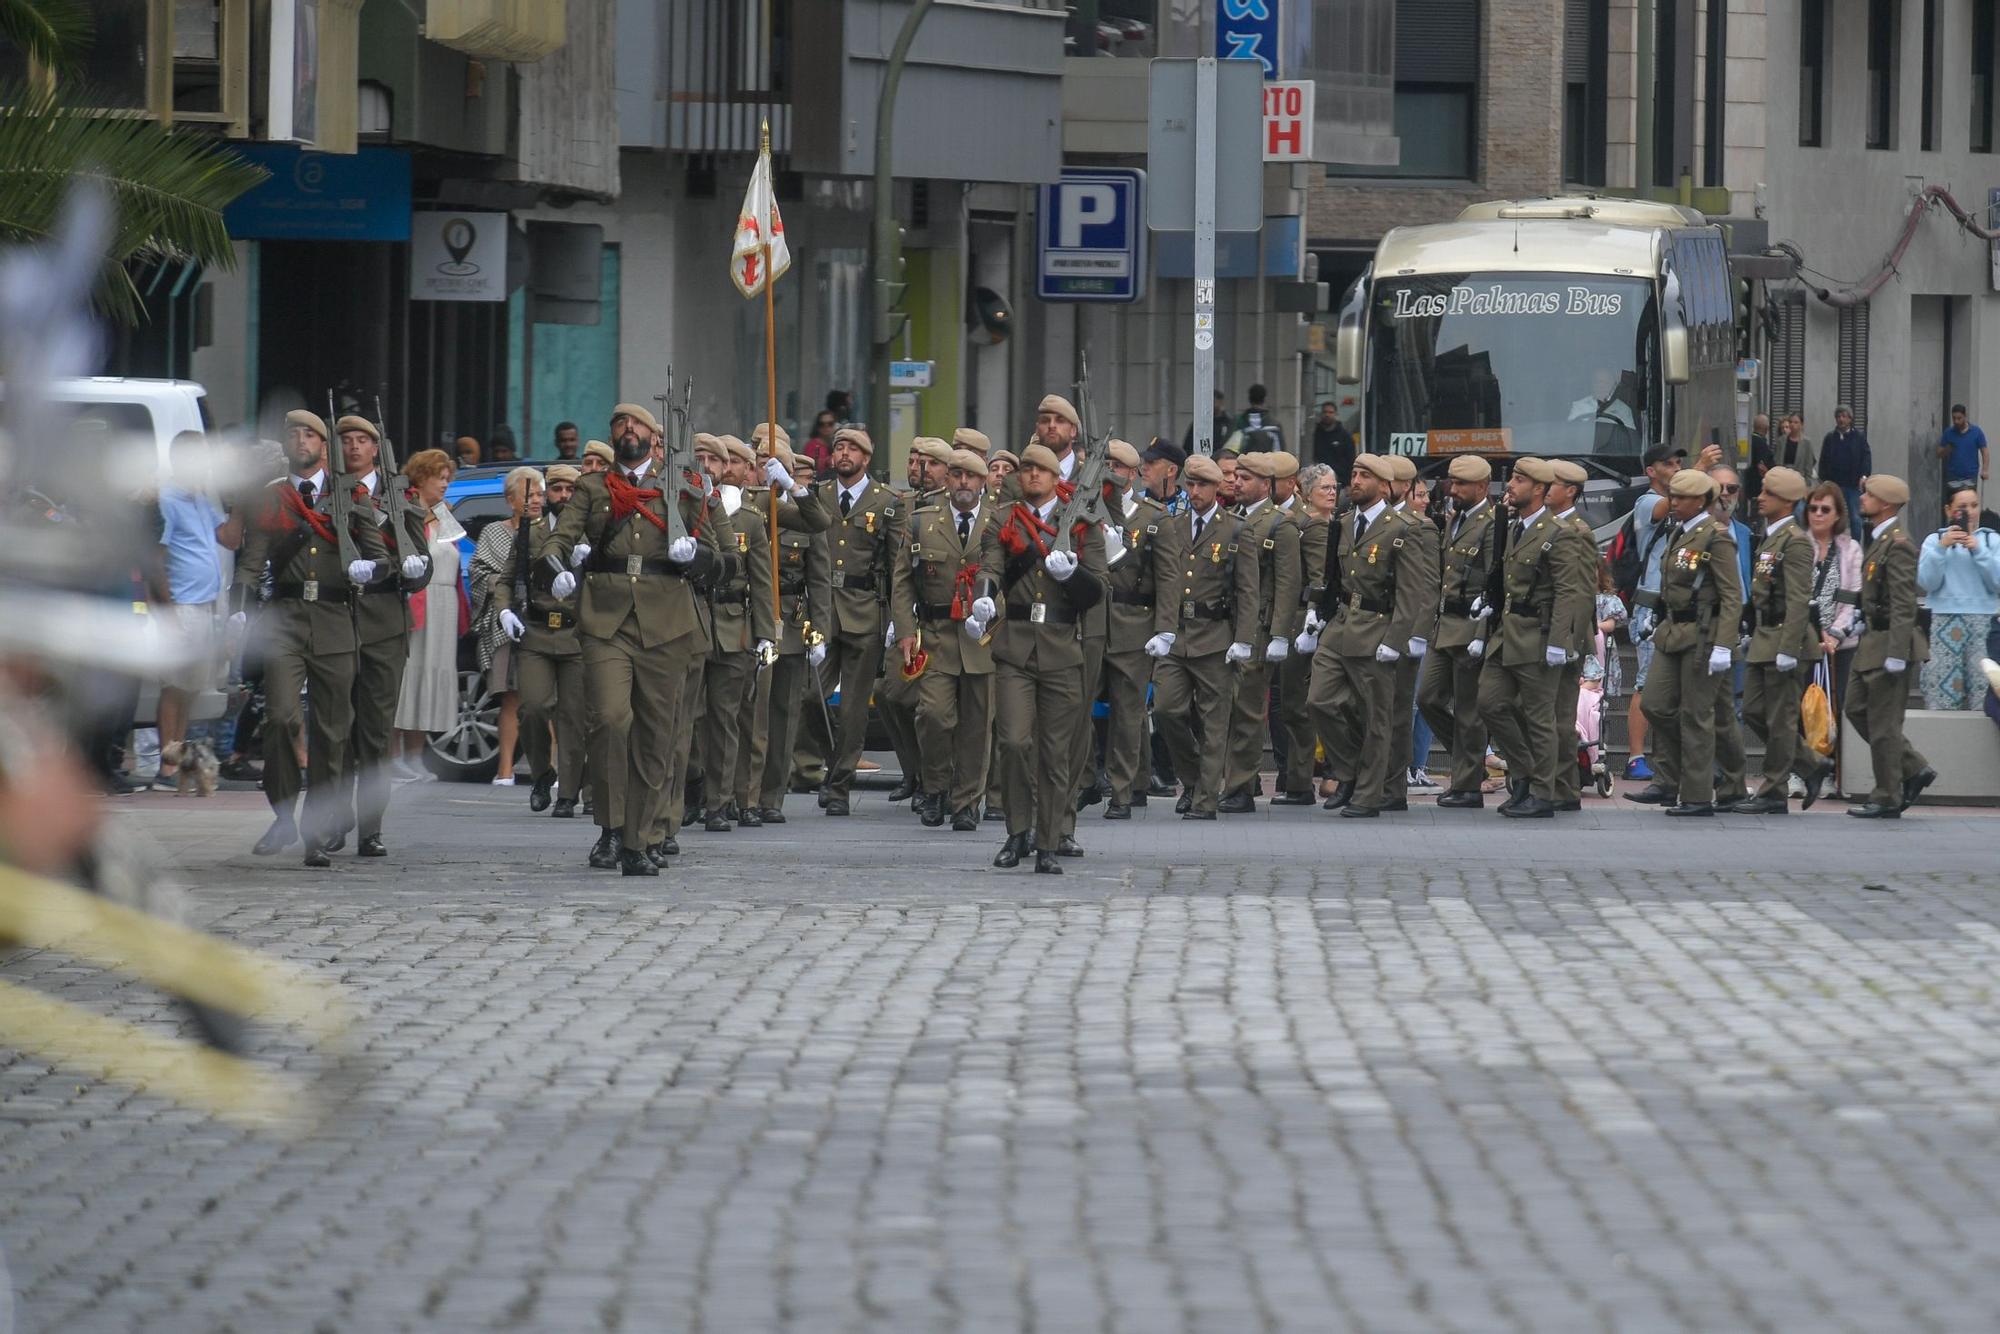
{"left": 223, "top": 145, "right": 413, "bottom": 242}
{"left": 1217, "top": 0, "right": 1280, "bottom": 76}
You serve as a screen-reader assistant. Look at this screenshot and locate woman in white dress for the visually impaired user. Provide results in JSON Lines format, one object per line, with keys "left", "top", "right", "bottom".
{"left": 394, "top": 449, "right": 464, "bottom": 774}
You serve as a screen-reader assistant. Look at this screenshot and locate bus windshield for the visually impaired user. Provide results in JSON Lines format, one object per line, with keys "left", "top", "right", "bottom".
{"left": 1364, "top": 272, "right": 1659, "bottom": 460}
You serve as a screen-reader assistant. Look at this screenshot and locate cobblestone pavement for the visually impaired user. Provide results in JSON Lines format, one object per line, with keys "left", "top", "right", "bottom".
{"left": 3, "top": 781, "right": 1999, "bottom": 1333}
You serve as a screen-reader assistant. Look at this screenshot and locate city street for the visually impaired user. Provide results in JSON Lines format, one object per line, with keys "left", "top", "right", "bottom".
{"left": 2, "top": 782, "right": 1998, "bottom": 1332}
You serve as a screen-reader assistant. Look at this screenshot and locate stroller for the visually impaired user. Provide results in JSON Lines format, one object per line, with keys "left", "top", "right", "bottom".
{"left": 1575, "top": 656, "right": 1614, "bottom": 798}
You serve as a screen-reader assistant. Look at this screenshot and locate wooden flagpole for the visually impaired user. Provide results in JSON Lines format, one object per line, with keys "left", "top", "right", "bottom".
{"left": 761, "top": 119, "right": 782, "bottom": 650}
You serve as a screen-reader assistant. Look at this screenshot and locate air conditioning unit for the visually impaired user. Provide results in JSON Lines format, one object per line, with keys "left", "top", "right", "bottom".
{"left": 425, "top": 0, "right": 564, "bottom": 63}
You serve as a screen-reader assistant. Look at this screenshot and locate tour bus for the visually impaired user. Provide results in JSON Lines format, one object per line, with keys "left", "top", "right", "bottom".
{"left": 1334, "top": 195, "right": 1738, "bottom": 534}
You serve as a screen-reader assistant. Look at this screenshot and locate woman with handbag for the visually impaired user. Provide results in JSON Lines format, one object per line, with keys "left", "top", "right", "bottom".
{"left": 393, "top": 450, "right": 463, "bottom": 777}
{"left": 1805, "top": 483, "right": 1864, "bottom": 704}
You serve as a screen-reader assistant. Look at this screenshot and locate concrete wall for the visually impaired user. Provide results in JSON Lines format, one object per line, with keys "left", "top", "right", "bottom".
{"left": 191, "top": 243, "right": 254, "bottom": 430}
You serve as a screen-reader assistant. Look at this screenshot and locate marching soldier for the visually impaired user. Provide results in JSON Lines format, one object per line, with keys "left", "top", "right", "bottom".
{"left": 1305, "top": 455, "right": 1430, "bottom": 818}
{"left": 1733, "top": 465, "right": 1830, "bottom": 813}
{"left": 972, "top": 443, "right": 1107, "bottom": 871}
{"left": 545, "top": 401, "right": 721, "bottom": 875}
{"left": 1628, "top": 469, "right": 1743, "bottom": 816}
{"left": 496, "top": 462, "right": 588, "bottom": 819}
{"left": 1545, "top": 458, "right": 1600, "bottom": 811}
{"left": 654, "top": 433, "right": 733, "bottom": 849}
{"left": 749, "top": 438, "right": 834, "bottom": 823}
{"left": 1100, "top": 439, "right": 1183, "bottom": 819}
{"left": 235, "top": 410, "right": 391, "bottom": 866}
{"left": 879, "top": 436, "right": 952, "bottom": 808}
{"left": 1375, "top": 454, "right": 1438, "bottom": 811}
{"left": 1151, "top": 453, "right": 1260, "bottom": 820}
{"left": 698, "top": 436, "right": 777, "bottom": 832}
{"left": 1845, "top": 474, "right": 1936, "bottom": 817}
{"left": 1275, "top": 456, "right": 1329, "bottom": 805}
{"left": 892, "top": 448, "right": 997, "bottom": 830}
{"left": 1416, "top": 455, "right": 1500, "bottom": 807}
{"left": 1475, "top": 458, "right": 1591, "bottom": 819}
{"left": 1219, "top": 449, "right": 1302, "bottom": 812}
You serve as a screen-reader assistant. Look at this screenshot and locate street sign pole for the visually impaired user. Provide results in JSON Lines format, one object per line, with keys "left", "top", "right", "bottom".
{"left": 1193, "top": 56, "right": 1217, "bottom": 457}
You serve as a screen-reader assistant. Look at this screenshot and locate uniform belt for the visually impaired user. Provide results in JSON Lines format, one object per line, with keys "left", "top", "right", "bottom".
{"left": 359, "top": 582, "right": 402, "bottom": 597}
{"left": 1300, "top": 585, "right": 1325, "bottom": 606}
{"left": 1006, "top": 600, "right": 1077, "bottom": 626}
{"left": 836, "top": 572, "right": 878, "bottom": 591}
{"left": 535, "top": 608, "right": 578, "bottom": 631}
{"left": 1110, "top": 590, "right": 1154, "bottom": 608}
{"left": 1666, "top": 607, "right": 1701, "bottom": 623}
{"left": 1441, "top": 595, "right": 1476, "bottom": 616}
{"left": 916, "top": 600, "right": 964, "bottom": 622}
{"left": 1347, "top": 592, "right": 1392, "bottom": 615}
{"left": 778, "top": 578, "right": 808, "bottom": 596}
{"left": 272, "top": 582, "right": 352, "bottom": 605}
{"left": 587, "top": 553, "right": 683, "bottom": 577}
{"left": 1180, "top": 599, "right": 1230, "bottom": 620}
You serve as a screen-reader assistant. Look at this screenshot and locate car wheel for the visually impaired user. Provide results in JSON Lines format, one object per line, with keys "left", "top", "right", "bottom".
{"left": 425, "top": 670, "right": 501, "bottom": 782}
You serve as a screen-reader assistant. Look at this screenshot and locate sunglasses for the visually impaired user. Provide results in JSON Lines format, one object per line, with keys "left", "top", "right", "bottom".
{"left": 1718, "top": 484, "right": 1741, "bottom": 494}
{"left": 1806, "top": 503, "right": 1835, "bottom": 513}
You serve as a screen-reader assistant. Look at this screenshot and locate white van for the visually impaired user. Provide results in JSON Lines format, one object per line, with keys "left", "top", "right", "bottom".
{"left": 42, "top": 376, "right": 215, "bottom": 470}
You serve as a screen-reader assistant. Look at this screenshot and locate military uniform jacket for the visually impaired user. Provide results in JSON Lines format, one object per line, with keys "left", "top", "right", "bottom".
{"left": 892, "top": 498, "right": 997, "bottom": 676}
{"left": 494, "top": 515, "right": 583, "bottom": 659}
{"left": 1553, "top": 509, "right": 1600, "bottom": 659}
{"left": 813, "top": 477, "right": 906, "bottom": 639}
{"left": 978, "top": 501, "right": 1108, "bottom": 672}
{"left": 1650, "top": 514, "right": 1743, "bottom": 657}
{"left": 1745, "top": 519, "right": 1818, "bottom": 664}
{"left": 546, "top": 465, "right": 723, "bottom": 652}
{"left": 1490, "top": 509, "right": 1593, "bottom": 666}
{"left": 773, "top": 505, "right": 833, "bottom": 657}
{"left": 351, "top": 472, "right": 433, "bottom": 646}
{"left": 1104, "top": 493, "right": 1183, "bottom": 654}
{"left": 709, "top": 488, "right": 780, "bottom": 656}
{"left": 1389, "top": 503, "right": 1441, "bottom": 643}
{"left": 1291, "top": 506, "right": 1331, "bottom": 620}
{"left": 1432, "top": 501, "right": 1498, "bottom": 651}
{"left": 1854, "top": 516, "right": 1929, "bottom": 669}
{"left": 239, "top": 475, "right": 392, "bottom": 655}
{"left": 1161, "top": 505, "right": 1260, "bottom": 658}
{"left": 1238, "top": 500, "right": 1305, "bottom": 645}
{"left": 1323, "top": 504, "right": 1429, "bottom": 659}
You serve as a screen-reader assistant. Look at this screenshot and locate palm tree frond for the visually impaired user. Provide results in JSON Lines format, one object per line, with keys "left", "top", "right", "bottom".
{"left": 0, "top": 0, "right": 92, "bottom": 75}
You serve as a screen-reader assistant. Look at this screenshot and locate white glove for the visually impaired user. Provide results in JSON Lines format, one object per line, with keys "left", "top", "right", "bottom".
{"left": 971, "top": 596, "right": 996, "bottom": 622}
{"left": 1144, "top": 632, "right": 1175, "bottom": 658}
{"left": 807, "top": 642, "right": 827, "bottom": 668}
{"left": 401, "top": 553, "right": 428, "bottom": 580}
{"left": 1044, "top": 549, "right": 1077, "bottom": 581}
{"left": 1884, "top": 656, "right": 1907, "bottom": 675}
{"left": 551, "top": 570, "right": 577, "bottom": 599}
{"left": 1407, "top": 637, "right": 1429, "bottom": 660}
{"left": 1775, "top": 653, "right": 1799, "bottom": 672}
{"left": 570, "top": 542, "right": 592, "bottom": 568}
{"left": 1264, "top": 637, "right": 1288, "bottom": 663}
{"left": 1543, "top": 646, "right": 1568, "bottom": 668}
{"left": 1226, "top": 641, "right": 1254, "bottom": 665}
{"left": 228, "top": 611, "right": 247, "bottom": 629}
{"left": 1467, "top": 638, "right": 1485, "bottom": 659}
{"left": 884, "top": 622, "right": 897, "bottom": 650}
{"left": 346, "top": 559, "right": 377, "bottom": 584}
{"left": 1293, "top": 629, "right": 1319, "bottom": 655}
{"left": 668, "top": 536, "right": 697, "bottom": 564}
{"left": 1374, "top": 643, "right": 1401, "bottom": 663}
{"left": 500, "top": 609, "right": 525, "bottom": 641}
{"left": 1302, "top": 609, "right": 1325, "bottom": 636}
{"left": 1101, "top": 524, "right": 1128, "bottom": 565}
{"left": 763, "top": 456, "right": 796, "bottom": 492}
{"left": 963, "top": 617, "right": 988, "bottom": 640}
{"left": 1707, "top": 645, "right": 1732, "bottom": 675}
{"left": 1469, "top": 596, "right": 1489, "bottom": 619}
{"left": 754, "top": 639, "right": 774, "bottom": 663}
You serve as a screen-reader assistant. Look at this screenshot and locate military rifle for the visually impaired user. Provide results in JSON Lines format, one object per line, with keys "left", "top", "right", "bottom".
{"left": 323, "top": 388, "right": 361, "bottom": 571}
{"left": 372, "top": 391, "right": 427, "bottom": 580}
{"left": 1050, "top": 351, "right": 1111, "bottom": 556}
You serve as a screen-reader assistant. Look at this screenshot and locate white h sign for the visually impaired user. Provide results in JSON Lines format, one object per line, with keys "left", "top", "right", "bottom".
{"left": 1262, "top": 81, "right": 1314, "bottom": 162}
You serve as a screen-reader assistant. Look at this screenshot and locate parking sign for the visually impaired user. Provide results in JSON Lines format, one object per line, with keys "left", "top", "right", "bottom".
{"left": 1037, "top": 169, "right": 1146, "bottom": 303}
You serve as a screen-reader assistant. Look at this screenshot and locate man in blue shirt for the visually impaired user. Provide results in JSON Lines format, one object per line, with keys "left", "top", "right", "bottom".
{"left": 154, "top": 431, "right": 237, "bottom": 788}
{"left": 1917, "top": 485, "right": 2000, "bottom": 709}
{"left": 1937, "top": 403, "right": 1988, "bottom": 495}
{"left": 1819, "top": 406, "right": 1872, "bottom": 539}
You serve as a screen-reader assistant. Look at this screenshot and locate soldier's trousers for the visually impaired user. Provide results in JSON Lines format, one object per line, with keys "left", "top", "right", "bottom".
{"left": 1742, "top": 660, "right": 1811, "bottom": 798}
{"left": 1102, "top": 647, "right": 1155, "bottom": 805}
{"left": 792, "top": 662, "right": 830, "bottom": 787}
{"left": 1418, "top": 645, "right": 1488, "bottom": 795}
{"left": 519, "top": 646, "right": 586, "bottom": 798}
{"left": 877, "top": 660, "right": 924, "bottom": 792}
{"left": 821, "top": 629, "right": 885, "bottom": 800}
{"left": 1380, "top": 654, "right": 1421, "bottom": 805}
{"left": 1640, "top": 647, "right": 1722, "bottom": 805}
{"left": 1276, "top": 649, "right": 1315, "bottom": 795}
{"left": 1550, "top": 658, "right": 1584, "bottom": 805}
{"left": 700, "top": 650, "right": 757, "bottom": 816}
{"left": 1713, "top": 681, "right": 1748, "bottom": 802}
{"left": 333, "top": 633, "right": 407, "bottom": 839}
{"left": 755, "top": 653, "right": 808, "bottom": 812}
{"left": 1307, "top": 647, "right": 1395, "bottom": 808}
{"left": 915, "top": 665, "right": 993, "bottom": 814}
{"left": 1478, "top": 657, "right": 1561, "bottom": 801}
{"left": 1844, "top": 665, "right": 1931, "bottom": 806}
{"left": 1061, "top": 634, "right": 1107, "bottom": 837}
{"left": 583, "top": 618, "right": 694, "bottom": 846}
{"left": 263, "top": 635, "right": 355, "bottom": 841}
{"left": 1155, "top": 651, "right": 1234, "bottom": 816}
{"left": 995, "top": 659, "right": 1081, "bottom": 844}
{"left": 1223, "top": 658, "right": 1274, "bottom": 796}
{"left": 656, "top": 658, "right": 706, "bottom": 840}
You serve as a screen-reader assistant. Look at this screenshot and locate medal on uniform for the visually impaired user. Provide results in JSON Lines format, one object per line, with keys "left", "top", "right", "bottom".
{"left": 1209, "top": 541, "right": 1222, "bottom": 563}
{"left": 865, "top": 511, "right": 877, "bottom": 535}
{"left": 302, "top": 578, "right": 319, "bottom": 602}
{"left": 1367, "top": 544, "right": 1379, "bottom": 565}
{"left": 735, "top": 531, "right": 747, "bottom": 552}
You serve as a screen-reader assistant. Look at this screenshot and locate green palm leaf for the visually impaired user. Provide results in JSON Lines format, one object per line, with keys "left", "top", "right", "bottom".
{"left": 0, "top": 0, "right": 91, "bottom": 74}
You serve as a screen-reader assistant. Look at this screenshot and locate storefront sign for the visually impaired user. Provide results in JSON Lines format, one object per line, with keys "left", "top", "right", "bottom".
{"left": 222, "top": 145, "right": 412, "bottom": 242}
{"left": 410, "top": 211, "right": 508, "bottom": 302}
{"left": 1217, "top": 0, "right": 1280, "bottom": 76}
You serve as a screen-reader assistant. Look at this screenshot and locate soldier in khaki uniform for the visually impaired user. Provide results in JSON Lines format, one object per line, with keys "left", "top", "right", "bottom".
{"left": 1219, "top": 449, "right": 1303, "bottom": 812}
{"left": 697, "top": 436, "right": 778, "bottom": 831}
{"left": 1268, "top": 451, "right": 1320, "bottom": 804}
{"left": 546, "top": 401, "right": 722, "bottom": 875}
{"left": 748, "top": 428, "right": 834, "bottom": 823}
{"left": 235, "top": 410, "right": 392, "bottom": 866}
{"left": 1098, "top": 439, "right": 1182, "bottom": 819}
{"left": 1628, "top": 468, "right": 1743, "bottom": 816}
{"left": 1416, "top": 455, "right": 1499, "bottom": 806}
{"left": 1373, "top": 453, "right": 1439, "bottom": 811}
{"left": 1151, "top": 454, "right": 1260, "bottom": 819}
{"left": 1731, "top": 466, "right": 1830, "bottom": 813}
{"left": 892, "top": 448, "right": 997, "bottom": 830}
{"left": 1545, "top": 458, "right": 1602, "bottom": 811}
{"left": 651, "top": 435, "right": 730, "bottom": 852}
{"left": 496, "top": 463, "right": 588, "bottom": 819}
{"left": 1845, "top": 474, "right": 1936, "bottom": 817}
{"left": 1474, "top": 458, "right": 1593, "bottom": 818}
{"left": 878, "top": 436, "right": 952, "bottom": 808}
{"left": 973, "top": 443, "right": 1107, "bottom": 872}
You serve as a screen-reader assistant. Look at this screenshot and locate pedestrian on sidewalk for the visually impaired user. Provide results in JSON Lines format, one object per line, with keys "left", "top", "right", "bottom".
{"left": 1917, "top": 485, "right": 2000, "bottom": 709}
{"left": 1937, "top": 404, "right": 1988, "bottom": 498}
{"left": 1819, "top": 407, "right": 1872, "bottom": 540}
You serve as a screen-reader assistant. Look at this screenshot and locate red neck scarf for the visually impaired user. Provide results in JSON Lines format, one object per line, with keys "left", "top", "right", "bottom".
{"left": 272, "top": 482, "right": 336, "bottom": 542}
{"left": 606, "top": 470, "right": 667, "bottom": 532}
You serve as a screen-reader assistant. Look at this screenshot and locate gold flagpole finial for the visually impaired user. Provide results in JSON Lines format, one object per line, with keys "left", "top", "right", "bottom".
{"left": 760, "top": 116, "right": 771, "bottom": 154}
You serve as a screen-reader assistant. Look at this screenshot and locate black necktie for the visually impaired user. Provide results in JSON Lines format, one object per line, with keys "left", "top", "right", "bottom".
{"left": 1511, "top": 519, "right": 1525, "bottom": 545}
{"left": 1193, "top": 513, "right": 1205, "bottom": 543}
{"left": 298, "top": 479, "right": 316, "bottom": 507}
{"left": 1355, "top": 513, "right": 1366, "bottom": 547}
{"left": 840, "top": 491, "right": 853, "bottom": 518}
{"left": 957, "top": 510, "right": 971, "bottom": 545}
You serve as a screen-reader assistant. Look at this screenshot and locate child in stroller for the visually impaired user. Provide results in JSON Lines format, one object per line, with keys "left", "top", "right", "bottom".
{"left": 1575, "top": 560, "right": 1626, "bottom": 798}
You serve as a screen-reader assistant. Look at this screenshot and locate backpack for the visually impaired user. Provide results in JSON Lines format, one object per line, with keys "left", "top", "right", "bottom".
{"left": 1607, "top": 510, "right": 1643, "bottom": 603}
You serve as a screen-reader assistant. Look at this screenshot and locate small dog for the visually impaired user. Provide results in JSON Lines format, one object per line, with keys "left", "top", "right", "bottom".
{"left": 162, "top": 740, "right": 220, "bottom": 797}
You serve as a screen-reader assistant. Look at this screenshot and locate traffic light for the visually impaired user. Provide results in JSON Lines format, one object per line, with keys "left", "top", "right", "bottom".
{"left": 874, "top": 225, "right": 909, "bottom": 345}
{"left": 1734, "top": 276, "right": 1754, "bottom": 356}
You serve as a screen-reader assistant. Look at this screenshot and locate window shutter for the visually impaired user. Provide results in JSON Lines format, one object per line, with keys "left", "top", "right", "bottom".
{"left": 1766, "top": 292, "right": 1805, "bottom": 420}
{"left": 1565, "top": 0, "right": 1593, "bottom": 81}
{"left": 1837, "top": 302, "right": 1871, "bottom": 429}
{"left": 1397, "top": 0, "right": 1480, "bottom": 83}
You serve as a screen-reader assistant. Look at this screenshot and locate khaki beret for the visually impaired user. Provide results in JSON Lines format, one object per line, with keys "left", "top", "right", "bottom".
{"left": 947, "top": 448, "right": 987, "bottom": 476}
{"left": 1863, "top": 473, "right": 1910, "bottom": 505}
{"left": 545, "top": 464, "right": 581, "bottom": 484}
{"left": 1106, "top": 438, "right": 1142, "bottom": 469}
{"left": 285, "top": 409, "right": 330, "bottom": 441}
{"left": 1182, "top": 453, "right": 1224, "bottom": 485}
{"left": 692, "top": 432, "right": 726, "bottom": 457}
{"left": 1668, "top": 468, "right": 1717, "bottom": 498}
{"left": 582, "top": 440, "right": 615, "bottom": 465}
{"left": 1447, "top": 454, "right": 1493, "bottom": 482}
{"left": 834, "top": 425, "right": 874, "bottom": 455}
{"left": 750, "top": 421, "right": 791, "bottom": 448}
{"left": 990, "top": 449, "right": 1020, "bottom": 469}
{"left": 1239, "top": 451, "right": 1280, "bottom": 479}
{"left": 611, "top": 402, "right": 661, "bottom": 435}
{"left": 1352, "top": 454, "right": 1396, "bottom": 483}
{"left": 1019, "top": 442, "right": 1063, "bottom": 473}
{"left": 333, "top": 414, "right": 380, "bottom": 442}
{"left": 912, "top": 436, "right": 952, "bottom": 464}
{"left": 1268, "top": 451, "right": 1299, "bottom": 479}
{"left": 722, "top": 435, "right": 756, "bottom": 466}
{"left": 1037, "top": 394, "right": 1080, "bottom": 428}
{"left": 1762, "top": 466, "right": 1809, "bottom": 502}
{"left": 1550, "top": 459, "right": 1588, "bottom": 486}
{"left": 1385, "top": 454, "right": 1418, "bottom": 483}
{"left": 953, "top": 427, "right": 991, "bottom": 458}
